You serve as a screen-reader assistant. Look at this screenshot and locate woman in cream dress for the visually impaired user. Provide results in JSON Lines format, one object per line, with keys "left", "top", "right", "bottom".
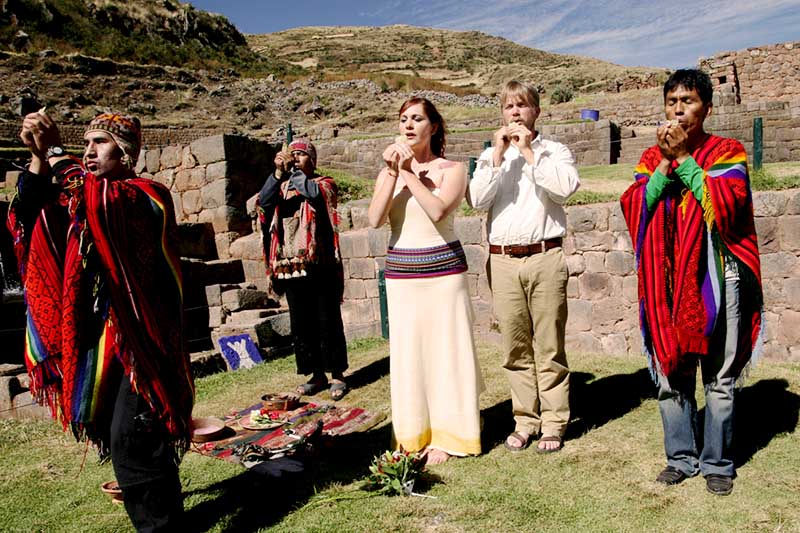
{"left": 368, "top": 98, "right": 484, "bottom": 465}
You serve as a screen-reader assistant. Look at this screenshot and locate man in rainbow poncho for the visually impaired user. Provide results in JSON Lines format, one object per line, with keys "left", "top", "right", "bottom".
{"left": 620, "top": 69, "right": 764, "bottom": 496}
{"left": 12, "top": 110, "right": 194, "bottom": 529}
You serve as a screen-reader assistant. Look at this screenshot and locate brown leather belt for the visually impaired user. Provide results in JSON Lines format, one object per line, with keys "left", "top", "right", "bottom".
{"left": 489, "top": 238, "right": 562, "bottom": 257}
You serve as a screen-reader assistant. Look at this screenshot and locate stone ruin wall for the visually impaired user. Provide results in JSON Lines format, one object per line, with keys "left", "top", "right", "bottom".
{"left": 317, "top": 120, "right": 617, "bottom": 181}
{"left": 700, "top": 41, "right": 800, "bottom": 105}
{"left": 329, "top": 191, "right": 800, "bottom": 363}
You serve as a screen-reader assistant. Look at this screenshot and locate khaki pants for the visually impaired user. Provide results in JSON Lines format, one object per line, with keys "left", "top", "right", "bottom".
{"left": 490, "top": 249, "right": 570, "bottom": 437}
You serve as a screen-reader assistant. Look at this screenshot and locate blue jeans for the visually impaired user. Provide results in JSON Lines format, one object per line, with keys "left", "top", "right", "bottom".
{"left": 657, "top": 278, "right": 740, "bottom": 478}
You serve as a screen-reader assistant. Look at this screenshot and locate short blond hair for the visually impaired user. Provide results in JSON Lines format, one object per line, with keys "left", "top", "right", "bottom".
{"left": 500, "top": 80, "right": 540, "bottom": 109}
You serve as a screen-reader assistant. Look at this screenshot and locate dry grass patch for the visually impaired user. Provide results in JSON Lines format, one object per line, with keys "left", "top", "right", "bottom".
{"left": 1, "top": 339, "right": 798, "bottom": 531}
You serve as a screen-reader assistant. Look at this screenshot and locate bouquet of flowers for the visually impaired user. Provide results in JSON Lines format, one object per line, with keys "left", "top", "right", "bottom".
{"left": 364, "top": 448, "right": 426, "bottom": 496}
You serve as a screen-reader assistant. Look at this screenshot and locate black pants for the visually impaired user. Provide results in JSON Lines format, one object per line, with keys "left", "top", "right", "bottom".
{"left": 110, "top": 375, "right": 183, "bottom": 532}
{"left": 281, "top": 268, "right": 348, "bottom": 376}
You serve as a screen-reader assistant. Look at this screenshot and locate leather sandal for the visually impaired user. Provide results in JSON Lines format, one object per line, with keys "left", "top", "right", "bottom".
{"left": 503, "top": 431, "right": 532, "bottom": 452}
{"left": 536, "top": 435, "right": 563, "bottom": 454}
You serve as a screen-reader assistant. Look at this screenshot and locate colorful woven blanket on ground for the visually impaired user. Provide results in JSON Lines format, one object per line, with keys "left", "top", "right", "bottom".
{"left": 620, "top": 135, "right": 763, "bottom": 381}
{"left": 192, "top": 402, "right": 386, "bottom": 464}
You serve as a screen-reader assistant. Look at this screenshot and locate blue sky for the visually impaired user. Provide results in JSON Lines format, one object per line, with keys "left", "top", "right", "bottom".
{"left": 187, "top": 0, "right": 800, "bottom": 68}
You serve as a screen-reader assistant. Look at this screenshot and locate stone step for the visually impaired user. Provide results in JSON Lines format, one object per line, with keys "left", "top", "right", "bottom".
{"left": 212, "top": 311, "right": 292, "bottom": 351}
{"left": 181, "top": 258, "right": 245, "bottom": 307}
{"left": 221, "top": 287, "right": 277, "bottom": 312}
{"left": 227, "top": 307, "right": 288, "bottom": 323}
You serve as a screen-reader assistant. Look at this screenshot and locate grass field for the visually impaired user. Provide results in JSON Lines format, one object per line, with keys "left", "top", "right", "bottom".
{"left": 1, "top": 338, "right": 798, "bottom": 532}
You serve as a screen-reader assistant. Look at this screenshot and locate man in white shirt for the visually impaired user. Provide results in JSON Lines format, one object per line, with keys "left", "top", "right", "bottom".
{"left": 469, "top": 80, "right": 580, "bottom": 453}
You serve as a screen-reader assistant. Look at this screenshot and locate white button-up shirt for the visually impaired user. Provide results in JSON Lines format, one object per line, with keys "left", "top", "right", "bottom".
{"left": 468, "top": 134, "right": 580, "bottom": 246}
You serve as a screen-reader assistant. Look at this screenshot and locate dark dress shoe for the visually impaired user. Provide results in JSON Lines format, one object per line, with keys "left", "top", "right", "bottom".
{"left": 705, "top": 474, "right": 734, "bottom": 496}
{"left": 656, "top": 466, "right": 688, "bottom": 485}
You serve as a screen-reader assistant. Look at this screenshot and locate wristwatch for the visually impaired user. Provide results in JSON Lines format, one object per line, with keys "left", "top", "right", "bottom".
{"left": 45, "top": 145, "right": 66, "bottom": 158}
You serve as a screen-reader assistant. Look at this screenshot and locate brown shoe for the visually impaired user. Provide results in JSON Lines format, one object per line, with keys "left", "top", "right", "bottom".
{"left": 656, "top": 466, "right": 688, "bottom": 485}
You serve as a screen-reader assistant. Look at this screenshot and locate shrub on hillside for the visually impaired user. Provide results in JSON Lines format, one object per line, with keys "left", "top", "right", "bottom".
{"left": 550, "top": 85, "right": 573, "bottom": 104}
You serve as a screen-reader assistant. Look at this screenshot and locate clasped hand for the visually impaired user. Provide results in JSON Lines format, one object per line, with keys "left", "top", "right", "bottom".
{"left": 657, "top": 123, "right": 689, "bottom": 162}
{"left": 382, "top": 142, "right": 414, "bottom": 174}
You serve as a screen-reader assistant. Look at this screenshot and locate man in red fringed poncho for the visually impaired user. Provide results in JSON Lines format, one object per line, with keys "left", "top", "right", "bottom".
{"left": 12, "top": 110, "right": 194, "bottom": 529}
{"left": 620, "top": 69, "right": 764, "bottom": 496}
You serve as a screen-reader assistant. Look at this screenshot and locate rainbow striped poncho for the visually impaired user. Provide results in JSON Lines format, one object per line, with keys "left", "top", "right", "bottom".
{"left": 620, "top": 135, "right": 764, "bottom": 382}
{"left": 8, "top": 158, "right": 194, "bottom": 455}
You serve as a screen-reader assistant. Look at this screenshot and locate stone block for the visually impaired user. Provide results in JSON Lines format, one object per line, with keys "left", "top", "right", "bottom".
{"left": 584, "top": 251, "right": 605, "bottom": 273}
{"left": 778, "top": 215, "right": 800, "bottom": 251}
{"left": 208, "top": 205, "right": 250, "bottom": 233}
{"left": 160, "top": 145, "right": 182, "bottom": 169}
{"left": 205, "top": 284, "right": 223, "bottom": 306}
{"left": 601, "top": 333, "right": 628, "bottom": 355}
{"left": 145, "top": 148, "right": 161, "bottom": 174}
{"left": 229, "top": 233, "right": 262, "bottom": 261}
{"left": 761, "top": 252, "right": 798, "bottom": 279}
{"left": 567, "top": 278, "right": 579, "bottom": 298}
{"left": 463, "top": 244, "right": 488, "bottom": 275}
{"left": 566, "top": 254, "right": 585, "bottom": 276}
{"left": 154, "top": 168, "right": 176, "bottom": 190}
{"left": 606, "top": 251, "right": 634, "bottom": 275}
{"left": 364, "top": 279, "right": 379, "bottom": 298}
{"left": 208, "top": 306, "right": 225, "bottom": 328}
{"left": 349, "top": 200, "right": 371, "bottom": 230}
{"left": 777, "top": 310, "right": 800, "bottom": 345}
{"left": 215, "top": 231, "right": 242, "bottom": 260}
{"left": 177, "top": 222, "right": 216, "bottom": 260}
{"left": 622, "top": 275, "right": 638, "bottom": 303}
{"left": 608, "top": 205, "right": 628, "bottom": 232}
{"left": 181, "top": 146, "right": 197, "bottom": 169}
{"left": 3, "top": 170, "right": 20, "bottom": 190}
{"left": 182, "top": 258, "right": 245, "bottom": 292}
{"left": 175, "top": 168, "right": 206, "bottom": 192}
{"left": 567, "top": 205, "right": 601, "bottom": 232}
{"left": 786, "top": 191, "right": 800, "bottom": 215}
{"left": 343, "top": 279, "right": 366, "bottom": 300}
{"left": 341, "top": 299, "right": 374, "bottom": 326}
{"left": 206, "top": 161, "right": 230, "bottom": 182}
{"left": 368, "top": 227, "right": 390, "bottom": 256}
{"left": 454, "top": 216, "right": 484, "bottom": 245}
{"left": 567, "top": 299, "right": 592, "bottom": 331}
{"left": 242, "top": 259, "right": 268, "bottom": 282}
{"left": 755, "top": 217, "right": 780, "bottom": 253}
{"left": 170, "top": 192, "right": 183, "bottom": 221}
{"left": 566, "top": 332, "right": 602, "bottom": 355}
{"left": 590, "top": 296, "right": 628, "bottom": 334}
{"left": 578, "top": 272, "right": 611, "bottom": 299}
{"left": 201, "top": 179, "right": 230, "bottom": 210}
{"left": 191, "top": 135, "right": 226, "bottom": 166}
{"left": 222, "top": 288, "right": 271, "bottom": 312}
{"left": 761, "top": 342, "right": 788, "bottom": 361}
{"left": 784, "top": 278, "right": 800, "bottom": 305}
{"left": 340, "top": 230, "right": 370, "bottom": 259}
{"left": 182, "top": 190, "right": 202, "bottom": 215}
{"left": 134, "top": 152, "right": 146, "bottom": 174}
{"left": 575, "top": 231, "right": 615, "bottom": 251}
{"left": 349, "top": 258, "right": 376, "bottom": 279}
{"left": 753, "top": 191, "right": 788, "bottom": 217}
{"left": 612, "top": 232, "right": 633, "bottom": 252}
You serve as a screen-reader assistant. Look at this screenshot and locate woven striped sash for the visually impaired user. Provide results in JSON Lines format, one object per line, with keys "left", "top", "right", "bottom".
{"left": 384, "top": 241, "right": 468, "bottom": 279}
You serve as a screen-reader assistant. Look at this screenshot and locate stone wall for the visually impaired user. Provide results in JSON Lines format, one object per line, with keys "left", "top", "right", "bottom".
{"left": 321, "top": 189, "right": 800, "bottom": 362}
{"left": 700, "top": 41, "right": 800, "bottom": 104}
{"left": 317, "top": 120, "right": 615, "bottom": 180}
{"left": 0, "top": 122, "right": 225, "bottom": 149}
{"left": 134, "top": 134, "right": 278, "bottom": 259}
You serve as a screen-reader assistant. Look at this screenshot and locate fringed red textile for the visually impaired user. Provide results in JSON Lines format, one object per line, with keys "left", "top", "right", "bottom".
{"left": 620, "top": 136, "right": 763, "bottom": 380}
{"left": 8, "top": 159, "right": 194, "bottom": 454}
